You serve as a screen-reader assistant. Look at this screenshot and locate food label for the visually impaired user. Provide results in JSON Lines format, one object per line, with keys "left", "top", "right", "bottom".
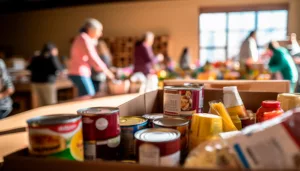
{"left": 164, "top": 90, "right": 198, "bottom": 115}
{"left": 160, "top": 151, "right": 180, "bottom": 166}
{"left": 227, "top": 123, "right": 300, "bottom": 169}
{"left": 84, "top": 141, "right": 96, "bottom": 160}
{"left": 139, "top": 144, "right": 160, "bottom": 166}
{"left": 28, "top": 120, "right": 83, "bottom": 161}
{"left": 95, "top": 118, "right": 108, "bottom": 131}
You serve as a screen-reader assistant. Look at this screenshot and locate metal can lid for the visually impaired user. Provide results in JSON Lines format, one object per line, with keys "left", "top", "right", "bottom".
{"left": 120, "top": 116, "right": 147, "bottom": 126}
{"left": 153, "top": 117, "right": 189, "bottom": 127}
{"left": 164, "top": 86, "right": 199, "bottom": 91}
{"left": 183, "top": 83, "right": 204, "bottom": 87}
{"left": 27, "top": 114, "right": 81, "bottom": 126}
{"left": 77, "top": 107, "right": 119, "bottom": 115}
{"left": 121, "top": 160, "right": 137, "bottom": 164}
{"left": 135, "top": 128, "right": 180, "bottom": 142}
{"left": 142, "top": 113, "right": 164, "bottom": 120}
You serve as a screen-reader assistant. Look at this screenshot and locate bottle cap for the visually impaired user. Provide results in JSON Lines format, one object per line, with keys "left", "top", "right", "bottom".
{"left": 223, "top": 86, "right": 238, "bottom": 92}
{"left": 262, "top": 100, "right": 281, "bottom": 108}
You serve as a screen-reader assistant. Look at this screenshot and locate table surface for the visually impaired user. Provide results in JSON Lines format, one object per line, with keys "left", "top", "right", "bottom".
{"left": 0, "top": 93, "right": 139, "bottom": 162}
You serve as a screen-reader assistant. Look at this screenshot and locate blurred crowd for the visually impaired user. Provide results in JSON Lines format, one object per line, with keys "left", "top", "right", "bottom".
{"left": 0, "top": 18, "right": 299, "bottom": 119}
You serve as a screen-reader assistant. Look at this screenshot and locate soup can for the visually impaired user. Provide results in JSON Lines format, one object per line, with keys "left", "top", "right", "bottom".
{"left": 142, "top": 113, "right": 164, "bottom": 128}
{"left": 84, "top": 135, "right": 120, "bottom": 161}
{"left": 77, "top": 107, "right": 120, "bottom": 141}
{"left": 27, "top": 114, "right": 83, "bottom": 161}
{"left": 164, "top": 85, "right": 204, "bottom": 116}
{"left": 153, "top": 118, "right": 189, "bottom": 158}
{"left": 135, "top": 128, "right": 181, "bottom": 166}
{"left": 120, "top": 116, "right": 148, "bottom": 160}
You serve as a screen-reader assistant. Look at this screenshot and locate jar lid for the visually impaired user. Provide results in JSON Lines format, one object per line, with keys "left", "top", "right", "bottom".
{"left": 223, "top": 86, "right": 238, "bottom": 92}
{"left": 262, "top": 100, "right": 281, "bottom": 108}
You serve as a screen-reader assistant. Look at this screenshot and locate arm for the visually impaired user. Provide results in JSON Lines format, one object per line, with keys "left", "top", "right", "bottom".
{"left": 0, "top": 60, "right": 14, "bottom": 99}
{"left": 82, "top": 36, "right": 114, "bottom": 79}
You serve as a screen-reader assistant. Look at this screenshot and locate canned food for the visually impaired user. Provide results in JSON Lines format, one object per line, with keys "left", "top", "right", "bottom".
{"left": 153, "top": 118, "right": 189, "bottom": 158}
{"left": 84, "top": 135, "right": 120, "bottom": 161}
{"left": 120, "top": 116, "right": 148, "bottom": 160}
{"left": 121, "top": 160, "right": 137, "bottom": 164}
{"left": 77, "top": 107, "right": 120, "bottom": 141}
{"left": 135, "top": 128, "right": 181, "bottom": 166}
{"left": 142, "top": 113, "right": 164, "bottom": 128}
{"left": 164, "top": 85, "right": 204, "bottom": 116}
{"left": 27, "top": 114, "right": 83, "bottom": 161}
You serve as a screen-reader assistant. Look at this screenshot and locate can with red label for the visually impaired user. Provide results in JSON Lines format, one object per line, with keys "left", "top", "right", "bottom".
{"left": 27, "top": 114, "right": 83, "bottom": 161}
{"left": 77, "top": 107, "right": 120, "bottom": 141}
{"left": 84, "top": 135, "right": 120, "bottom": 161}
{"left": 142, "top": 113, "right": 164, "bottom": 128}
{"left": 135, "top": 128, "right": 181, "bottom": 166}
{"left": 153, "top": 117, "right": 189, "bottom": 159}
{"left": 163, "top": 85, "right": 204, "bottom": 116}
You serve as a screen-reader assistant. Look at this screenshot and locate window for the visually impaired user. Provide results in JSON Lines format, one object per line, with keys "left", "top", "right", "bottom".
{"left": 199, "top": 6, "right": 288, "bottom": 65}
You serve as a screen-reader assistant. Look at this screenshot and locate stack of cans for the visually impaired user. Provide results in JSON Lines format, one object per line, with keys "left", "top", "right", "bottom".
{"left": 77, "top": 107, "right": 121, "bottom": 161}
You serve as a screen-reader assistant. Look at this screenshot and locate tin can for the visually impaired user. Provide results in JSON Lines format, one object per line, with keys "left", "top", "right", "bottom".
{"left": 142, "top": 113, "right": 164, "bottom": 128}
{"left": 120, "top": 116, "right": 148, "bottom": 160}
{"left": 77, "top": 107, "right": 120, "bottom": 141}
{"left": 27, "top": 114, "right": 83, "bottom": 161}
{"left": 153, "top": 118, "right": 189, "bottom": 158}
{"left": 84, "top": 135, "right": 120, "bottom": 161}
{"left": 164, "top": 85, "right": 204, "bottom": 116}
{"left": 121, "top": 160, "right": 137, "bottom": 164}
{"left": 135, "top": 128, "right": 181, "bottom": 166}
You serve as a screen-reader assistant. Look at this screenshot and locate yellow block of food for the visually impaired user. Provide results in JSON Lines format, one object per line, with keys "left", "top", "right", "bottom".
{"left": 277, "top": 93, "right": 300, "bottom": 111}
{"left": 189, "top": 113, "right": 223, "bottom": 151}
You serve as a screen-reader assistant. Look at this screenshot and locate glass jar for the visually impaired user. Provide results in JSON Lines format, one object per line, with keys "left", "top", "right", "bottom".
{"left": 256, "top": 100, "right": 284, "bottom": 123}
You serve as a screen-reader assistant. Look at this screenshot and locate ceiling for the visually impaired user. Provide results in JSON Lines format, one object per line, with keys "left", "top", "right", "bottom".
{"left": 0, "top": 0, "right": 156, "bottom": 14}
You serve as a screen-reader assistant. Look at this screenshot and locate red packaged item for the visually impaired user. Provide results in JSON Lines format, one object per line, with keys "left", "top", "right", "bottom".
{"left": 256, "top": 100, "right": 284, "bottom": 122}
{"left": 263, "top": 110, "right": 283, "bottom": 121}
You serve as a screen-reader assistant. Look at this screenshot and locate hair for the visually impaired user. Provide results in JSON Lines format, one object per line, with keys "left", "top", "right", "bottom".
{"left": 97, "top": 40, "right": 111, "bottom": 58}
{"left": 248, "top": 30, "right": 257, "bottom": 39}
{"left": 40, "top": 42, "right": 57, "bottom": 57}
{"left": 80, "top": 18, "right": 103, "bottom": 33}
{"left": 141, "top": 32, "right": 154, "bottom": 42}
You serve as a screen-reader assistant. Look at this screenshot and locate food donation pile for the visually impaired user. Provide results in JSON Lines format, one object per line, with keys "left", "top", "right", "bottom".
{"left": 25, "top": 84, "right": 300, "bottom": 169}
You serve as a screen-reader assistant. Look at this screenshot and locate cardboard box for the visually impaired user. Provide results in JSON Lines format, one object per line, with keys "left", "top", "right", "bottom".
{"left": 164, "top": 80, "right": 290, "bottom": 93}
{"left": 2, "top": 89, "right": 279, "bottom": 171}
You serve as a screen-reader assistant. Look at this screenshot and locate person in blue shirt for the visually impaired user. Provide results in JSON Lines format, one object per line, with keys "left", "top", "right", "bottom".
{"left": 268, "top": 41, "right": 299, "bottom": 93}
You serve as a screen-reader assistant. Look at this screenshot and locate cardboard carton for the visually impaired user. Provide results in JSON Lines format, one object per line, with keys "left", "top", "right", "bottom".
{"left": 2, "top": 89, "right": 279, "bottom": 171}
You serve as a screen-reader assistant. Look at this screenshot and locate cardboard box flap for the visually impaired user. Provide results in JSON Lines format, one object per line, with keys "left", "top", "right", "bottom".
{"left": 2, "top": 149, "right": 207, "bottom": 171}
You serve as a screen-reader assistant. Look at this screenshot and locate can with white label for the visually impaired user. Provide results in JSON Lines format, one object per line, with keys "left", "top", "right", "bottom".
{"left": 163, "top": 85, "right": 204, "bottom": 116}
{"left": 77, "top": 107, "right": 120, "bottom": 141}
{"left": 135, "top": 128, "right": 181, "bottom": 166}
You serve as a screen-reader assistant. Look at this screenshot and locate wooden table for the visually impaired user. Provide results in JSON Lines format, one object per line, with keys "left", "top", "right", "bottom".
{"left": 0, "top": 93, "right": 139, "bottom": 162}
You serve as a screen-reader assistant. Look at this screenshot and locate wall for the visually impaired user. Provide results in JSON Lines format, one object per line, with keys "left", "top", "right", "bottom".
{"left": 0, "top": 0, "right": 298, "bottom": 63}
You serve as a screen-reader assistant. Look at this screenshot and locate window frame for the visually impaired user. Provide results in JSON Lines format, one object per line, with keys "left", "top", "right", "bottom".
{"left": 199, "top": 3, "right": 289, "bottom": 62}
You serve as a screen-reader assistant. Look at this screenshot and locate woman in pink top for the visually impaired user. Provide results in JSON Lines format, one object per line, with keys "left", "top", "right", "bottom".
{"left": 69, "top": 18, "right": 114, "bottom": 96}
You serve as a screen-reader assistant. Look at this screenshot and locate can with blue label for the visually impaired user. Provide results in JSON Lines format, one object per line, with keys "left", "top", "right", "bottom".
{"left": 120, "top": 116, "right": 148, "bottom": 160}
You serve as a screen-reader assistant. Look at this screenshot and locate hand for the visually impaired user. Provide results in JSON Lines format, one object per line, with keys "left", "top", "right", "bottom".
{"left": 156, "top": 54, "right": 164, "bottom": 62}
{"left": 106, "top": 71, "right": 115, "bottom": 80}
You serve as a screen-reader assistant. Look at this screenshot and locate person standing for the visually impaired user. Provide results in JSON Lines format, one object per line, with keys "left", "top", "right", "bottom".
{"left": 91, "top": 40, "right": 112, "bottom": 93}
{"left": 0, "top": 59, "right": 14, "bottom": 119}
{"left": 268, "top": 41, "right": 298, "bottom": 93}
{"left": 239, "top": 31, "right": 259, "bottom": 69}
{"left": 69, "top": 18, "right": 115, "bottom": 96}
{"left": 27, "top": 43, "right": 64, "bottom": 107}
{"left": 179, "top": 47, "right": 191, "bottom": 71}
{"left": 133, "top": 32, "right": 163, "bottom": 76}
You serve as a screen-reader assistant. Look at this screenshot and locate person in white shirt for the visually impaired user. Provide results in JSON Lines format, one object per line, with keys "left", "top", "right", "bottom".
{"left": 287, "top": 33, "right": 300, "bottom": 57}
{"left": 239, "top": 31, "right": 259, "bottom": 70}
